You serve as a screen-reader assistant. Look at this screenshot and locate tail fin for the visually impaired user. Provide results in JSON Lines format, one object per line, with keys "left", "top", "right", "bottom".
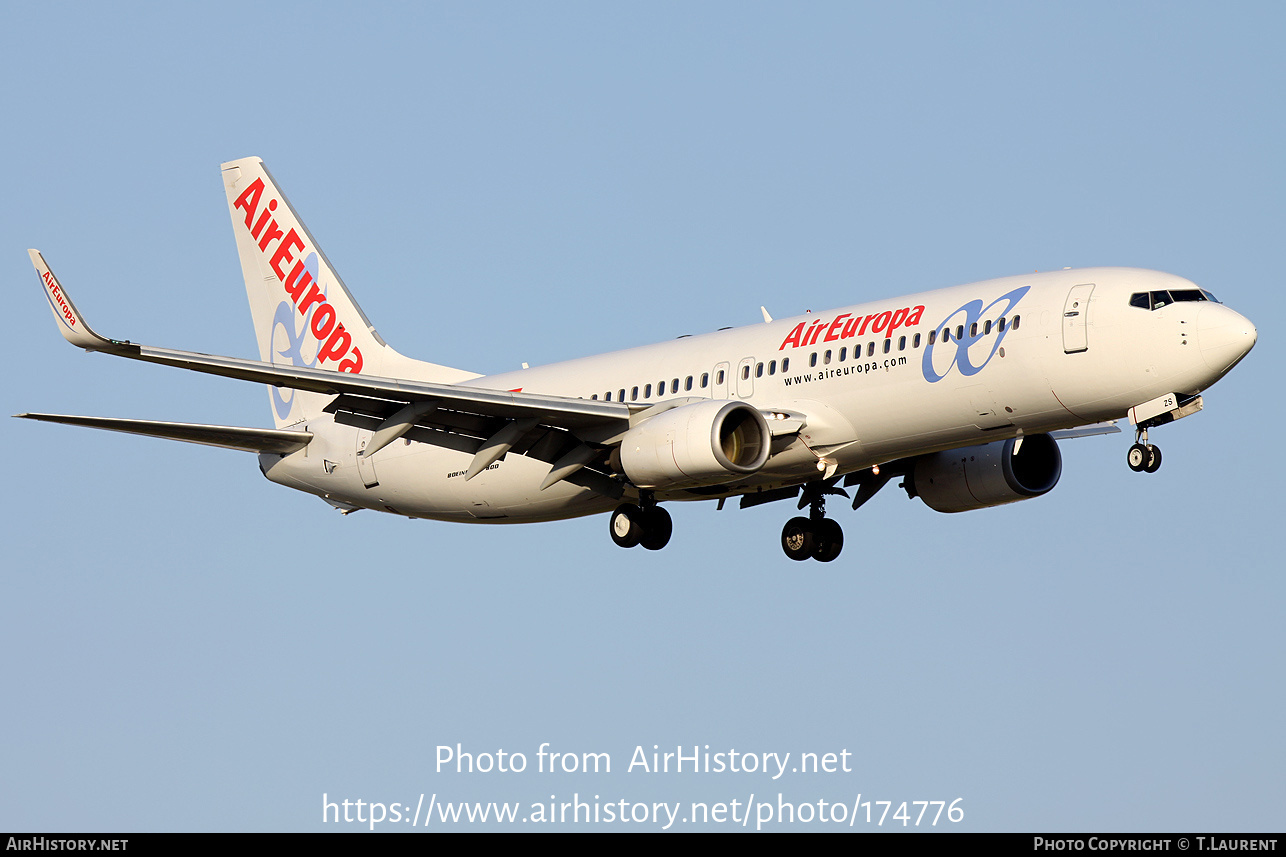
{"left": 221, "top": 157, "right": 475, "bottom": 427}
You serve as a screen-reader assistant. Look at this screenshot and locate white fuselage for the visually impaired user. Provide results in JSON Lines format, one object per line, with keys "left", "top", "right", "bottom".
{"left": 260, "top": 266, "right": 1255, "bottom": 522}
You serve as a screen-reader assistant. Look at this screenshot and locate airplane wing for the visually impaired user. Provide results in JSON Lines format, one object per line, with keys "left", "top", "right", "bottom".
{"left": 14, "top": 414, "right": 313, "bottom": 454}
{"left": 30, "top": 250, "right": 633, "bottom": 428}
{"left": 27, "top": 251, "right": 681, "bottom": 497}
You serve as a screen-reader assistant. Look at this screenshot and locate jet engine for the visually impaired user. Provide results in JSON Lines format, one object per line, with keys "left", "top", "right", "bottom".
{"left": 912, "top": 434, "right": 1062, "bottom": 513}
{"left": 618, "top": 400, "right": 771, "bottom": 490}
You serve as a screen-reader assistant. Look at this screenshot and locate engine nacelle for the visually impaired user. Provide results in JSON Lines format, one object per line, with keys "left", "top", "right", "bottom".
{"left": 912, "top": 434, "right": 1062, "bottom": 513}
{"left": 619, "top": 400, "right": 771, "bottom": 490}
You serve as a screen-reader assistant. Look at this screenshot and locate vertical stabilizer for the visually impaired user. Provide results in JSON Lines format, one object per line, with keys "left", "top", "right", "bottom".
{"left": 221, "top": 157, "right": 475, "bottom": 427}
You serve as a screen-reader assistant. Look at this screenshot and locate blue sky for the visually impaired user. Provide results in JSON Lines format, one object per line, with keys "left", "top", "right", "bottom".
{"left": 2, "top": 2, "right": 1282, "bottom": 831}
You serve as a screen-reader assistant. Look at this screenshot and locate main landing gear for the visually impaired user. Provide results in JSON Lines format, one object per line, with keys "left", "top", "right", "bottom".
{"left": 610, "top": 483, "right": 848, "bottom": 560}
{"left": 610, "top": 494, "right": 672, "bottom": 551}
{"left": 1126, "top": 427, "right": 1162, "bottom": 474}
{"left": 781, "top": 483, "right": 844, "bottom": 563}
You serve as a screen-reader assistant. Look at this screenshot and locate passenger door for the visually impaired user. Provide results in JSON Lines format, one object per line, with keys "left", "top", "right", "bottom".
{"left": 1062, "top": 283, "right": 1095, "bottom": 353}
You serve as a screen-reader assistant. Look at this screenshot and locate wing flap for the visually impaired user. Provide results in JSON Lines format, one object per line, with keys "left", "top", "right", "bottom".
{"left": 15, "top": 413, "right": 313, "bottom": 454}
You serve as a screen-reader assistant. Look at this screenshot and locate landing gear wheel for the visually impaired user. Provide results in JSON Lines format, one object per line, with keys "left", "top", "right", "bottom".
{"left": 1144, "top": 444, "right": 1163, "bottom": 473}
{"left": 781, "top": 517, "right": 816, "bottom": 561}
{"left": 812, "top": 518, "right": 844, "bottom": 563}
{"left": 610, "top": 503, "right": 644, "bottom": 548}
{"left": 639, "top": 506, "right": 673, "bottom": 551}
{"left": 1127, "top": 443, "right": 1150, "bottom": 472}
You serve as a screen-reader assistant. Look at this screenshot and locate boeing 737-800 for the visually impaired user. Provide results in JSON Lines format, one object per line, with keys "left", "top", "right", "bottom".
{"left": 21, "top": 157, "right": 1258, "bottom": 561}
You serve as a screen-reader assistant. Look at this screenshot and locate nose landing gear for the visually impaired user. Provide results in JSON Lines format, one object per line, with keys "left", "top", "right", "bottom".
{"left": 780, "top": 483, "right": 845, "bottom": 562}
{"left": 1127, "top": 428, "right": 1162, "bottom": 473}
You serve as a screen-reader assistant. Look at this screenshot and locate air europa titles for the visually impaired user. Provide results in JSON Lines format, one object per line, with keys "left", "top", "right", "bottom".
{"left": 778, "top": 304, "right": 925, "bottom": 351}
{"left": 233, "top": 178, "right": 363, "bottom": 373}
{"left": 42, "top": 270, "right": 76, "bottom": 329}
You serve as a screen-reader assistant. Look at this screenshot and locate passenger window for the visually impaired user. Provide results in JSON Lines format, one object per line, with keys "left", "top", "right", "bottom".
{"left": 913, "top": 333, "right": 921, "bottom": 348}
{"left": 618, "top": 389, "right": 626, "bottom": 401}
{"left": 898, "top": 335, "right": 906, "bottom": 351}
{"left": 781, "top": 358, "right": 790, "bottom": 372}
{"left": 970, "top": 323, "right": 978, "bottom": 337}
{"left": 716, "top": 370, "right": 725, "bottom": 385}
{"left": 768, "top": 360, "right": 776, "bottom": 375}
{"left": 591, "top": 394, "right": 598, "bottom": 400}
{"left": 644, "top": 384, "right": 652, "bottom": 398}
{"left": 701, "top": 373, "right": 709, "bottom": 388}
{"left": 956, "top": 325, "right": 964, "bottom": 340}
{"left": 883, "top": 339, "right": 891, "bottom": 354}
{"left": 755, "top": 363, "right": 763, "bottom": 377}
{"left": 984, "top": 320, "right": 992, "bottom": 335}
{"left": 657, "top": 379, "right": 665, "bottom": 393}
{"left": 867, "top": 342, "right": 875, "bottom": 357}
{"left": 605, "top": 391, "right": 612, "bottom": 401}
{"left": 942, "top": 328, "right": 950, "bottom": 343}
{"left": 1013, "top": 315, "right": 1021, "bottom": 330}
{"left": 685, "top": 376, "right": 693, "bottom": 391}
{"left": 838, "top": 347, "right": 846, "bottom": 362}
{"left": 810, "top": 352, "right": 818, "bottom": 367}
{"left": 929, "top": 330, "right": 936, "bottom": 346}
{"left": 823, "top": 350, "right": 832, "bottom": 365}
{"left": 631, "top": 386, "right": 639, "bottom": 400}
{"left": 998, "top": 317, "right": 1006, "bottom": 331}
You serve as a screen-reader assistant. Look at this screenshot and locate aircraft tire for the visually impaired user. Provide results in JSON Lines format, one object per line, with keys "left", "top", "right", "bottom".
{"left": 812, "top": 518, "right": 844, "bottom": 563}
{"left": 1127, "top": 443, "right": 1149, "bottom": 472}
{"left": 639, "top": 506, "right": 673, "bottom": 551}
{"left": 781, "top": 517, "right": 816, "bottom": 561}
{"left": 1144, "top": 445, "right": 1163, "bottom": 473}
{"left": 610, "top": 503, "right": 644, "bottom": 548}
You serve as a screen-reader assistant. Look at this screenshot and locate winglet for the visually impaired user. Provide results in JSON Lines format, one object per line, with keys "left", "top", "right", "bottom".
{"left": 29, "top": 250, "right": 118, "bottom": 350}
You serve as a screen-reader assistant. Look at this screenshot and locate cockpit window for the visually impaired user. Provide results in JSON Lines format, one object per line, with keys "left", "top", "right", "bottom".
{"left": 1131, "top": 289, "right": 1217, "bottom": 311}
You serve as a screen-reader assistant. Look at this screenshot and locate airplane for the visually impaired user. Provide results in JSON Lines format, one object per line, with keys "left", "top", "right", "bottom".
{"left": 21, "top": 156, "right": 1258, "bottom": 561}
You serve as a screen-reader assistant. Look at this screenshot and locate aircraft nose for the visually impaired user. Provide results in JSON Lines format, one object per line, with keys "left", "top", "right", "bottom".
{"left": 1197, "top": 304, "right": 1257, "bottom": 374}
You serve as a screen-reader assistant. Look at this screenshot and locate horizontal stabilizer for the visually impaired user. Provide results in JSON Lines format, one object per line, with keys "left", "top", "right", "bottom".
{"left": 15, "top": 413, "right": 312, "bottom": 454}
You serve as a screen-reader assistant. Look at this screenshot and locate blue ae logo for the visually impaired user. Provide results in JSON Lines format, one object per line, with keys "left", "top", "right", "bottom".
{"left": 921, "top": 285, "right": 1030, "bottom": 383}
